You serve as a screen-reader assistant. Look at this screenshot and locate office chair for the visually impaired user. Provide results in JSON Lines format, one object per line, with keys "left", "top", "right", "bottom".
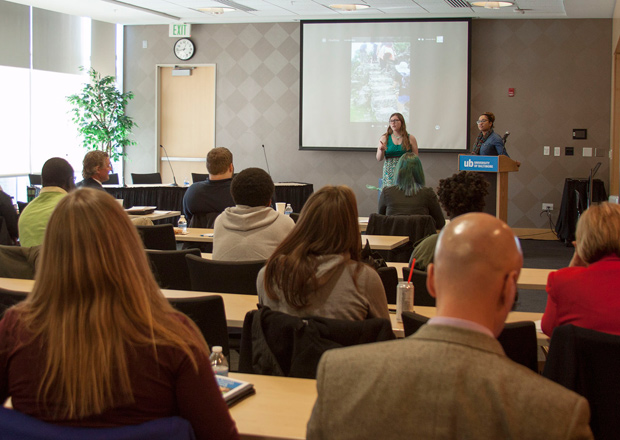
{"left": 136, "top": 224, "right": 176, "bottom": 250}
{"left": 185, "top": 254, "right": 265, "bottom": 295}
{"left": 168, "top": 295, "right": 230, "bottom": 359}
{"left": 145, "top": 248, "right": 201, "bottom": 290}
{"left": 131, "top": 173, "right": 162, "bottom": 184}
{"left": 103, "top": 173, "right": 119, "bottom": 185}
{"left": 191, "top": 173, "right": 209, "bottom": 183}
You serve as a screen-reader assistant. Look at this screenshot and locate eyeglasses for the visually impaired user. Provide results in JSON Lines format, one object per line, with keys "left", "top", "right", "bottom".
{"left": 476, "top": 119, "right": 489, "bottom": 124}
{"left": 389, "top": 119, "right": 400, "bottom": 123}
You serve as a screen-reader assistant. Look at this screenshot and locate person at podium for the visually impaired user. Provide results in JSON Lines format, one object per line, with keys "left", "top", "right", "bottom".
{"left": 471, "top": 112, "right": 509, "bottom": 156}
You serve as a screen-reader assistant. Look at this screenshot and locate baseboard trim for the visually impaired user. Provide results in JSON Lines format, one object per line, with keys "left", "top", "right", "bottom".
{"left": 513, "top": 228, "right": 558, "bottom": 241}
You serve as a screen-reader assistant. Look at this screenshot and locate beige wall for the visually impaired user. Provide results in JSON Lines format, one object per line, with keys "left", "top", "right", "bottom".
{"left": 124, "top": 19, "right": 612, "bottom": 227}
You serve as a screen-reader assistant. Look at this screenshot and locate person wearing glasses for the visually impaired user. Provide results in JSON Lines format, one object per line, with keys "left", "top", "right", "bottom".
{"left": 471, "top": 112, "right": 509, "bottom": 156}
{"left": 376, "top": 112, "right": 419, "bottom": 189}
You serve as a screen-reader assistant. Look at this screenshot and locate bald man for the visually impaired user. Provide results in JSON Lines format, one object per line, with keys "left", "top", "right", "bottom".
{"left": 307, "top": 213, "right": 593, "bottom": 440}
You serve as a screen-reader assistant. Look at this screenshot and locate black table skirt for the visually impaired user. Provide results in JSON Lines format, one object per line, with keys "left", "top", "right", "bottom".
{"left": 555, "top": 178, "right": 607, "bottom": 243}
{"left": 104, "top": 182, "right": 314, "bottom": 222}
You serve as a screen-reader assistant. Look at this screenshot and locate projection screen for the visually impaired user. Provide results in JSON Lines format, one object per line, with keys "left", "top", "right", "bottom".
{"left": 300, "top": 19, "right": 471, "bottom": 152}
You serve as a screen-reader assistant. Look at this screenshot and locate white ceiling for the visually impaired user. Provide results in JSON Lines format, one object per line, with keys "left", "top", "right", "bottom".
{"left": 5, "top": 0, "right": 617, "bottom": 25}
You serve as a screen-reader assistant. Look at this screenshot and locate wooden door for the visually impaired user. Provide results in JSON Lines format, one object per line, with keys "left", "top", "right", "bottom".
{"left": 158, "top": 65, "right": 216, "bottom": 185}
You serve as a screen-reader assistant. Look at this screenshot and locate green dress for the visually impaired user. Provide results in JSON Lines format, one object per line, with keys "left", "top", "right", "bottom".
{"left": 381, "top": 135, "right": 407, "bottom": 189}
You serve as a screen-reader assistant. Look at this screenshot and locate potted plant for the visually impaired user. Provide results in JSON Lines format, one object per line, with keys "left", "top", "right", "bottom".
{"left": 67, "top": 67, "right": 137, "bottom": 161}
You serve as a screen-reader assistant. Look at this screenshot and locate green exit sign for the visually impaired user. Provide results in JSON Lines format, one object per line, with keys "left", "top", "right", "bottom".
{"left": 169, "top": 24, "right": 191, "bottom": 38}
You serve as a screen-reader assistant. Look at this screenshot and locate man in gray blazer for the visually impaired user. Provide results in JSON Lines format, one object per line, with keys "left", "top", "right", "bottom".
{"left": 307, "top": 213, "right": 593, "bottom": 440}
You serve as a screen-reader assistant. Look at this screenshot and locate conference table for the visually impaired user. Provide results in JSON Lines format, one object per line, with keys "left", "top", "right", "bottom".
{"left": 386, "top": 262, "right": 554, "bottom": 291}
{"left": 177, "top": 228, "right": 409, "bottom": 251}
{"left": 0, "top": 278, "right": 545, "bottom": 340}
{"left": 127, "top": 210, "right": 180, "bottom": 222}
{"left": 228, "top": 372, "right": 316, "bottom": 440}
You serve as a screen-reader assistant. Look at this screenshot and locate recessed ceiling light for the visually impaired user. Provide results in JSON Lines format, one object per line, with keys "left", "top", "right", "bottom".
{"left": 198, "top": 7, "right": 236, "bottom": 14}
{"left": 471, "top": 1, "right": 514, "bottom": 9}
{"left": 329, "top": 4, "right": 370, "bottom": 11}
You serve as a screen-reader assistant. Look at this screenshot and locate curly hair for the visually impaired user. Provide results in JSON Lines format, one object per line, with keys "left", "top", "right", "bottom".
{"left": 437, "top": 171, "right": 489, "bottom": 218}
{"left": 231, "top": 167, "right": 274, "bottom": 207}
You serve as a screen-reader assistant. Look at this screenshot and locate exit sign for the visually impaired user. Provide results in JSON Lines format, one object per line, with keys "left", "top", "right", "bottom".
{"left": 169, "top": 24, "right": 191, "bottom": 37}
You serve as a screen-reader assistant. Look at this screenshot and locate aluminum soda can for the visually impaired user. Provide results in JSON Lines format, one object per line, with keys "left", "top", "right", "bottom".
{"left": 396, "top": 281, "right": 414, "bottom": 323}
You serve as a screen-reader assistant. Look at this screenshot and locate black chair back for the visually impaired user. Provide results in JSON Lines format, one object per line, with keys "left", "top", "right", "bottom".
{"left": 377, "top": 266, "right": 398, "bottom": 304}
{"left": 103, "top": 173, "right": 119, "bottom": 185}
{"left": 401, "top": 267, "right": 436, "bottom": 306}
{"left": 136, "top": 224, "right": 176, "bottom": 250}
{"left": 168, "top": 295, "right": 230, "bottom": 359}
{"left": 401, "top": 311, "right": 429, "bottom": 336}
{"left": 28, "top": 174, "right": 42, "bottom": 186}
{"left": 131, "top": 172, "right": 162, "bottom": 184}
{"left": 0, "top": 288, "right": 27, "bottom": 317}
{"left": 145, "top": 248, "right": 201, "bottom": 290}
{"left": 366, "top": 213, "right": 437, "bottom": 262}
{"left": 185, "top": 254, "right": 265, "bottom": 295}
{"left": 402, "top": 312, "right": 538, "bottom": 373}
{"left": 497, "top": 321, "right": 538, "bottom": 372}
{"left": 179, "top": 212, "right": 221, "bottom": 253}
{"left": 543, "top": 324, "right": 620, "bottom": 439}
{"left": 191, "top": 173, "right": 209, "bottom": 183}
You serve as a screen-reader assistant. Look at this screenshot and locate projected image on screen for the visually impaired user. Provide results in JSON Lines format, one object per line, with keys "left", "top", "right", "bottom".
{"left": 350, "top": 42, "right": 411, "bottom": 123}
{"left": 302, "top": 20, "right": 470, "bottom": 152}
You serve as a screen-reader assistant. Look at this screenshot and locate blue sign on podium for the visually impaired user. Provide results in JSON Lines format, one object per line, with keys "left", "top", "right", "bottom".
{"left": 459, "top": 155, "right": 499, "bottom": 172}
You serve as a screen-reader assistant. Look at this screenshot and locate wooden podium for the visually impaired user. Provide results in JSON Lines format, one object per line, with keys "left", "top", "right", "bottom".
{"left": 458, "top": 155, "right": 519, "bottom": 223}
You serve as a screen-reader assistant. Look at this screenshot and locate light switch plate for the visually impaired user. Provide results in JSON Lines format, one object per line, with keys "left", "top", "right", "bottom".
{"left": 543, "top": 146, "right": 550, "bottom": 156}
{"left": 583, "top": 147, "right": 593, "bottom": 157}
{"left": 554, "top": 147, "right": 561, "bottom": 156}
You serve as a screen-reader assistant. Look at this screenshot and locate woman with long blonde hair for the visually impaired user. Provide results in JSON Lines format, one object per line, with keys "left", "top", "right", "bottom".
{"left": 0, "top": 188, "right": 238, "bottom": 439}
{"left": 258, "top": 185, "right": 389, "bottom": 320}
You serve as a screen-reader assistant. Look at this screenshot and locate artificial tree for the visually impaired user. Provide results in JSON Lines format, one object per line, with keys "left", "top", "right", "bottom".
{"left": 67, "top": 67, "right": 137, "bottom": 161}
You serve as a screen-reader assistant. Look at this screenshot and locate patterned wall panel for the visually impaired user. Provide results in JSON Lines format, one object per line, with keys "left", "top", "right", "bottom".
{"left": 124, "top": 19, "right": 611, "bottom": 227}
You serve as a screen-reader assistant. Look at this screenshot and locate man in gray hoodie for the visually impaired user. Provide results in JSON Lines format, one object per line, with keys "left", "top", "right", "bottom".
{"left": 212, "top": 167, "right": 295, "bottom": 261}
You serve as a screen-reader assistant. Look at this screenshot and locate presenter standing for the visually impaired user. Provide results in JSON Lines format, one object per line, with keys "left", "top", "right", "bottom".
{"left": 376, "top": 112, "right": 418, "bottom": 189}
{"left": 471, "top": 112, "right": 509, "bottom": 156}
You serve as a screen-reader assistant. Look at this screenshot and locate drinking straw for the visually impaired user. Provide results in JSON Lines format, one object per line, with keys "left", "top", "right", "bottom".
{"left": 407, "top": 258, "right": 416, "bottom": 284}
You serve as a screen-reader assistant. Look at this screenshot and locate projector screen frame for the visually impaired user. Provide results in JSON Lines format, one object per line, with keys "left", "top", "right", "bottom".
{"left": 299, "top": 18, "right": 472, "bottom": 153}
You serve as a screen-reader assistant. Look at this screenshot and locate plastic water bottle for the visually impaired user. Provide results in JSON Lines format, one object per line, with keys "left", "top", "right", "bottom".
{"left": 284, "top": 203, "right": 293, "bottom": 216}
{"left": 178, "top": 215, "right": 187, "bottom": 233}
{"left": 183, "top": 177, "right": 190, "bottom": 187}
{"left": 209, "top": 346, "right": 229, "bottom": 376}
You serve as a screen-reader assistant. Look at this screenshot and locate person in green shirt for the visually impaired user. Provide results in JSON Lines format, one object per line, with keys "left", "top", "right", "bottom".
{"left": 18, "top": 158, "right": 74, "bottom": 247}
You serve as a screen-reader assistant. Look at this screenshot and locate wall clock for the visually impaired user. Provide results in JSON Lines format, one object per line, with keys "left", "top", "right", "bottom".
{"left": 174, "top": 38, "right": 195, "bottom": 61}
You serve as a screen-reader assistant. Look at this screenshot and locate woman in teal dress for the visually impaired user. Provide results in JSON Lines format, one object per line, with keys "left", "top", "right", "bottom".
{"left": 376, "top": 112, "right": 418, "bottom": 189}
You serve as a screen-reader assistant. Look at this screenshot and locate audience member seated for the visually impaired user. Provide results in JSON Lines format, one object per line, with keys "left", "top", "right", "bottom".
{"left": 306, "top": 213, "right": 593, "bottom": 440}
{"left": 410, "top": 170, "right": 489, "bottom": 271}
{"left": 378, "top": 153, "right": 445, "bottom": 229}
{"left": 0, "top": 189, "right": 239, "bottom": 440}
{"left": 0, "top": 186, "right": 18, "bottom": 245}
{"left": 76, "top": 150, "right": 111, "bottom": 190}
{"left": 213, "top": 168, "right": 294, "bottom": 261}
{"left": 18, "top": 158, "right": 74, "bottom": 247}
{"left": 182, "top": 147, "right": 235, "bottom": 224}
{"left": 542, "top": 202, "right": 620, "bottom": 337}
{"left": 258, "top": 185, "right": 389, "bottom": 321}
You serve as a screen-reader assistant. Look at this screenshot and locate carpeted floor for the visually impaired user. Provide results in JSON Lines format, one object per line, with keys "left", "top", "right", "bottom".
{"left": 515, "top": 239, "right": 574, "bottom": 313}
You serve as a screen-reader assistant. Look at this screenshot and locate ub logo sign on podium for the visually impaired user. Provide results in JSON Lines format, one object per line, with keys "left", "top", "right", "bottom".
{"left": 459, "top": 155, "right": 499, "bottom": 172}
